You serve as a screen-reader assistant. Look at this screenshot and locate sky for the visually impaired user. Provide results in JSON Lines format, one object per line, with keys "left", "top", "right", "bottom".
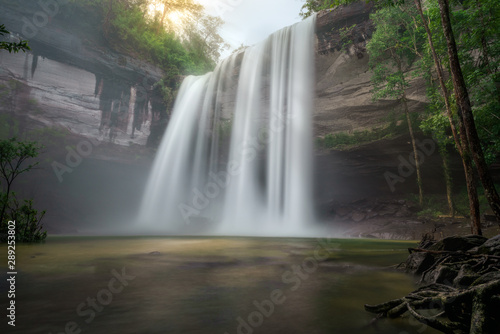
{"left": 197, "top": 0, "right": 306, "bottom": 59}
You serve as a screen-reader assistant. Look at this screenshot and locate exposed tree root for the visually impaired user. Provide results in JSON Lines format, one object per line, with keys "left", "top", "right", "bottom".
{"left": 365, "top": 236, "right": 500, "bottom": 333}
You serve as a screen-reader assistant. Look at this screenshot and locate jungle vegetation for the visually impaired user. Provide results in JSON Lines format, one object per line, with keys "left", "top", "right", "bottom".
{"left": 303, "top": 0, "right": 500, "bottom": 233}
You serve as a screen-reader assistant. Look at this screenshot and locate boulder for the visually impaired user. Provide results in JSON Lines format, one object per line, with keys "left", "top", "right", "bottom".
{"left": 471, "top": 271, "right": 500, "bottom": 286}
{"left": 429, "top": 235, "right": 488, "bottom": 252}
{"left": 453, "top": 265, "right": 480, "bottom": 287}
{"left": 477, "top": 235, "right": 500, "bottom": 256}
{"left": 405, "top": 252, "right": 435, "bottom": 275}
{"left": 422, "top": 265, "right": 458, "bottom": 285}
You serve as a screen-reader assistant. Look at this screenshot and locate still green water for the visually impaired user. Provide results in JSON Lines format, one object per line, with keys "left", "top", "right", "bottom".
{"left": 1, "top": 237, "right": 439, "bottom": 334}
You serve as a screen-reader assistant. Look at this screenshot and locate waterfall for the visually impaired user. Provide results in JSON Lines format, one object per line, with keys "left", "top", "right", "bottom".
{"left": 138, "top": 15, "right": 317, "bottom": 236}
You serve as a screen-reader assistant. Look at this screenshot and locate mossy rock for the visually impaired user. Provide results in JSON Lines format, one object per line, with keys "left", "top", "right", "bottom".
{"left": 429, "top": 235, "right": 488, "bottom": 252}
{"left": 477, "top": 235, "right": 500, "bottom": 256}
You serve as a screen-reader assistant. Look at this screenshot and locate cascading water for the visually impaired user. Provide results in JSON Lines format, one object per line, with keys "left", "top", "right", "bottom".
{"left": 138, "top": 15, "right": 317, "bottom": 236}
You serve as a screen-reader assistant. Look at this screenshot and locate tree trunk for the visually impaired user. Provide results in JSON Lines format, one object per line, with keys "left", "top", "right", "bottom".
{"left": 157, "top": 1, "right": 170, "bottom": 34}
{"left": 440, "top": 148, "right": 455, "bottom": 217}
{"left": 402, "top": 92, "right": 424, "bottom": 206}
{"left": 414, "top": 0, "right": 482, "bottom": 234}
{"left": 437, "top": 0, "right": 500, "bottom": 225}
{"left": 395, "top": 51, "right": 423, "bottom": 206}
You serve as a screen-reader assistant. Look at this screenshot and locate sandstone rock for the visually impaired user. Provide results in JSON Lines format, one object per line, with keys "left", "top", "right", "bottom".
{"left": 394, "top": 207, "right": 410, "bottom": 217}
{"left": 377, "top": 204, "right": 399, "bottom": 216}
{"left": 351, "top": 212, "right": 366, "bottom": 222}
{"left": 335, "top": 207, "right": 352, "bottom": 217}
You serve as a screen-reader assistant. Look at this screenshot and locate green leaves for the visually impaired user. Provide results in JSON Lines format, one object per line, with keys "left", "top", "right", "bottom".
{"left": 0, "top": 24, "right": 30, "bottom": 53}
{"left": 367, "top": 5, "right": 423, "bottom": 100}
{"left": 0, "top": 138, "right": 41, "bottom": 186}
{"left": 0, "top": 138, "right": 46, "bottom": 243}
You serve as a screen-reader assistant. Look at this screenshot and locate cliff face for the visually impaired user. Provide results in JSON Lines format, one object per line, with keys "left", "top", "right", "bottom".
{"left": 0, "top": 1, "right": 428, "bottom": 147}
{"left": 0, "top": 1, "right": 465, "bottom": 234}
{"left": 313, "top": 2, "right": 427, "bottom": 136}
{"left": 0, "top": 0, "right": 168, "bottom": 147}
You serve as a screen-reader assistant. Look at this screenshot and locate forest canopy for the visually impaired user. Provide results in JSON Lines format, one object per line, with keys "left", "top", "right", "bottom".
{"left": 303, "top": 0, "right": 500, "bottom": 231}
{"left": 66, "top": 0, "right": 228, "bottom": 75}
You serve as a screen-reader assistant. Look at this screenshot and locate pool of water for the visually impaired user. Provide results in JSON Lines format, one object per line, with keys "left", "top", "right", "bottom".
{"left": 1, "top": 237, "right": 440, "bottom": 334}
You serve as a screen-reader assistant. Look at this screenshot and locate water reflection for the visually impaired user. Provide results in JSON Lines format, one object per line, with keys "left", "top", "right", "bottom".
{"left": 3, "top": 237, "right": 439, "bottom": 333}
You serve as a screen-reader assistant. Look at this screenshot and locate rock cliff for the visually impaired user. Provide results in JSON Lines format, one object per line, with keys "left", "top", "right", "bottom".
{"left": 0, "top": 1, "right": 428, "bottom": 148}
{"left": 2, "top": 1, "right": 494, "bottom": 236}
{"left": 0, "top": 0, "right": 167, "bottom": 147}
{"left": 314, "top": 2, "right": 427, "bottom": 136}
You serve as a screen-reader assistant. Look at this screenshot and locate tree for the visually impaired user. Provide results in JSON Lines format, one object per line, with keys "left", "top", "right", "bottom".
{"left": 300, "top": 0, "right": 334, "bottom": 18}
{"left": 0, "top": 138, "right": 46, "bottom": 242}
{"left": 149, "top": 0, "right": 203, "bottom": 33}
{"left": 302, "top": 0, "right": 500, "bottom": 232}
{"left": 367, "top": 4, "right": 426, "bottom": 205}
{"left": 0, "top": 24, "right": 30, "bottom": 53}
{"left": 436, "top": 0, "right": 500, "bottom": 224}
{"left": 184, "top": 15, "right": 229, "bottom": 64}
{"left": 414, "top": 0, "right": 482, "bottom": 234}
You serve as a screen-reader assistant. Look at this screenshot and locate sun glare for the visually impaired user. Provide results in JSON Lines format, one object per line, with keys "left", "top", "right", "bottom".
{"left": 147, "top": 1, "right": 191, "bottom": 33}
{"left": 167, "top": 11, "right": 187, "bottom": 30}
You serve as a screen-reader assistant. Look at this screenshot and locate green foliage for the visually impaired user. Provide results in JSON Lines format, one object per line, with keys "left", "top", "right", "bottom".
{"left": 452, "top": 0, "right": 500, "bottom": 164}
{"left": 338, "top": 24, "right": 358, "bottom": 51}
{"left": 417, "top": 0, "right": 500, "bottom": 163}
{"left": 453, "top": 185, "right": 492, "bottom": 218}
{"left": 0, "top": 138, "right": 46, "bottom": 243}
{"left": 406, "top": 193, "right": 446, "bottom": 218}
{"left": 299, "top": 0, "right": 407, "bottom": 18}
{"left": 300, "top": 0, "right": 335, "bottom": 18}
{"left": 184, "top": 15, "right": 229, "bottom": 66}
{"left": 367, "top": 5, "right": 424, "bottom": 100}
{"left": 0, "top": 198, "right": 47, "bottom": 243}
{"left": 407, "top": 186, "right": 495, "bottom": 219}
{"left": 299, "top": 0, "right": 357, "bottom": 18}
{"left": 316, "top": 123, "right": 401, "bottom": 149}
{"left": 0, "top": 24, "right": 30, "bottom": 53}
{"left": 67, "top": 0, "right": 221, "bottom": 75}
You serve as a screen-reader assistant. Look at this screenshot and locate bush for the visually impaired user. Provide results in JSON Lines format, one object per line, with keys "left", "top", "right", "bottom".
{"left": 0, "top": 198, "right": 46, "bottom": 243}
{"left": 0, "top": 138, "right": 47, "bottom": 243}
{"left": 317, "top": 126, "right": 397, "bottom": 149}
